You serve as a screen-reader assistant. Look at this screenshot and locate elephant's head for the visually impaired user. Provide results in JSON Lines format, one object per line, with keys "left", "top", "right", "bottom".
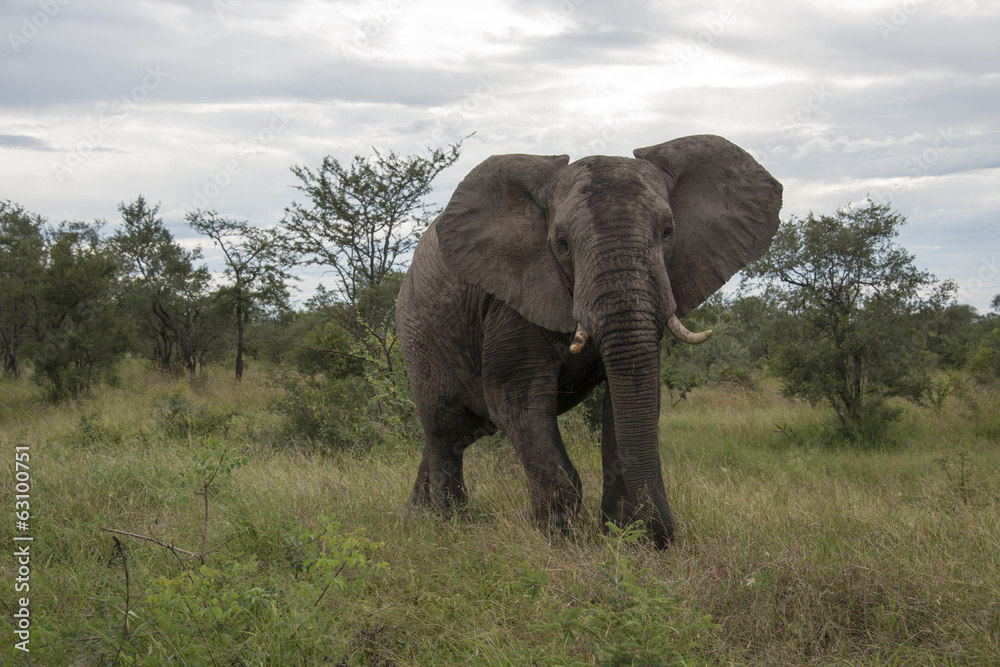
{"left": 435, "top": 135, "right": 782, "bottom": 546}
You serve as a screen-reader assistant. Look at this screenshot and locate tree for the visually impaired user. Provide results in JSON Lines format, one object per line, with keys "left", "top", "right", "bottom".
{"left": 741, "top": 201, "right": 952, "bottom": 438}
{"left": 27, "top": 221, "right": 128, "bottom": 398}
{"left": 0, "top": 201, "right": 47, "bottom": 376}
{"left": 967, "top": 294, "right": 1000, "bottom": 384}
{"left": 111, "top": 196, "right": 220, "bottom": 377}
{"left": 187, "top": 211, "right": 295, "bottom": 381}
{"left": 282, "top": 142, "right": 462, "bottom": 304}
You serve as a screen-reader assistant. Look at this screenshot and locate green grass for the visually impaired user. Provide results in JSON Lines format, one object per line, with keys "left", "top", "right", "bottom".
{"left": 2, "top": 360, "right": 999, "bottom": 665}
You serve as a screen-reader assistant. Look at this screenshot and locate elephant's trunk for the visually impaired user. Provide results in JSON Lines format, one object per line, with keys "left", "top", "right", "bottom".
{"left": 601, "top": 324, "right": 674, "bottom": 547}
{"left": 597, "top": 301, "right": 675, "bottom": 547}
{"left": 574, "top": 233, "right": 675, "bottom": 546}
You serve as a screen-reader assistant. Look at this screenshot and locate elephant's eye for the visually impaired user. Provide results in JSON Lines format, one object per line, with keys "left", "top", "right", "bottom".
{"left": 556, "top": 235, "right": 571, "bottom": 253}
{"left": 662, "top": 225, "right": 674, "bottom": 241}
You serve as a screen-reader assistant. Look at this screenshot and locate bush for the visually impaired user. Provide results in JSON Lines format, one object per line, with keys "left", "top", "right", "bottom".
{"left": 269, "top": 371, "right": 368, "bottom": 447}
{"left": 152, "top": 388, "right": 237, "bottom": 439}
{"left": 968, "top": 327, "right": 1000, "bottom": 386}
{"left": 741, "top": 202, "right": 952, "bottom": 439}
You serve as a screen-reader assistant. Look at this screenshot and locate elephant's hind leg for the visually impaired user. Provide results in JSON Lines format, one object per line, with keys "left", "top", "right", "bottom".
{"left": 409, "top": 404, "right": 495, "bottom": 512}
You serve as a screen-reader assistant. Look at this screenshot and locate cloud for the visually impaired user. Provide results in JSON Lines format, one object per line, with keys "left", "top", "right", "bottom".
{"left": 0, "top": 0, "right": 997, "bottom": 310}
{"left": 0, "top": 134, "right": 54, "bottom": 150}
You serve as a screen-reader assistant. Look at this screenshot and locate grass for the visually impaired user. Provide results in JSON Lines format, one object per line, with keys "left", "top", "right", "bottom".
{"left": 2, "top": 359, "right": 999, "bottom": 665}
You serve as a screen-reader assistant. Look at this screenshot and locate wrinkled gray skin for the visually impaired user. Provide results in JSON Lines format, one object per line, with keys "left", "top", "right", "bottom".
{"left": 397, "top": 135, "right": 782, "bottom": 547}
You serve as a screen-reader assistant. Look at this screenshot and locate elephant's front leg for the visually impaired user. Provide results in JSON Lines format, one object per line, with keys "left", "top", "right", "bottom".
{"left": 482, "top": 307, "right": 582, "bottom": 530}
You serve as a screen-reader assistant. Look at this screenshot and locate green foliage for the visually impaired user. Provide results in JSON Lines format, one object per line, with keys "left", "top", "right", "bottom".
{"left": 103, "top": 441, "right": 387, "bottom": 665}
{"left": 270, "top": 276, "right": 419, "bottom": 451}
{"left": 153, "top": 388, "right": 237, "bottom": 439}
{"left": 269, "top": 371, "right": 368, "bottom": 446}
{"left": 0, "top": 200, "right": 47, "bottom": 376}
{"left": 283, "top": 142, "right": 462, "bottom": 303}
{"left": 287, "top": 290, "right": 367, "bottom": 378}
{"left": 134, "top": 521, "right": 388, "bottom": 666}
{"left": 187, "top": 441, "right": 249, "bottom": 491}
{"left": 187, "top": 210, "right": 296, "bottom": 381}
{"left": 291, "top": 518, "right": 390, "bottom": 598}
{"left": 145, "top": 560, "right": 273, "bottom": 664}
{"left": 661, "top": 294, "right": 760, "bottom": 405}
{"left": 965, "top": 295, "right": 1000, "bottom": 385}
{"left": 742, "top": 201, "right": 952, "bottom": 441}
{"left": 60, "top": 411, "right": 131, "bottom": 448}
{"left": 523, "top": 522, "right": 717, "bottom": 665}
{"left": 111, "top": 196, "right": 221, "bottom": 376}
{"left": 26, "top": 221, "right": 130, "bottom": 399}
{"left": 968, "top": 328, "right": 1000, "bottom": 385}
{"left": 577, "top": 382, "right": 606, "bottom": 431}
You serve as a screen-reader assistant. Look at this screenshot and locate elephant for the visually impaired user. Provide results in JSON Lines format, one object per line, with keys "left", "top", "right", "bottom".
{"left": 396, "top": 134, "right": 782, "bottom": 547}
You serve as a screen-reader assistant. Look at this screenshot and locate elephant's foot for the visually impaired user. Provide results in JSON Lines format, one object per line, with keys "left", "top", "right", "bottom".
{"left": 601, "top": 489, "right": 674, "bottom": 548}
{"left": 408, "top": 458, "right": 468, "bottom": 514}
{"left": 530, "top": 480, "right": 582, "bottom": 535}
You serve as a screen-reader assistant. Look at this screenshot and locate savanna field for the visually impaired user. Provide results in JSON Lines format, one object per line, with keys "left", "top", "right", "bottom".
{"left": 2, "top": 360, "right": 998, "bottom": 666}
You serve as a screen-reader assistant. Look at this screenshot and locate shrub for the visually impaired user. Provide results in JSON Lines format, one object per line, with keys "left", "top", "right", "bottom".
{"left": 152, "top": 388, "right": 236, "bottom": 439}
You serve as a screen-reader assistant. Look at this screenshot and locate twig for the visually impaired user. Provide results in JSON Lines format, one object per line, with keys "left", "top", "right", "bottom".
{"left": 360, "top": 595, "right": 419, "bottom": 619}
{"left": 199, "top": 528, "right": 249, "bottom": 560}
{"left": 147, "top": 523, "right": 190, "bottom": 570}
{"left": 101, "top": 528, "right": 197, "bottom": 559}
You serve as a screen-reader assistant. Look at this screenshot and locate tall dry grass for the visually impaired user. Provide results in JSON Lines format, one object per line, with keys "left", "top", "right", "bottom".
{"left": 1, "top": 361, "right": 998, "bottom": 664}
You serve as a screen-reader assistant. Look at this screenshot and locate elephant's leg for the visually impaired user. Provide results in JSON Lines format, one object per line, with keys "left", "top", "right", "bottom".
{"left": 482, "top": 309, "right": 582, "bottom": 529}
{"left": 409, "top": 404, "right": 492, "bottom": 511}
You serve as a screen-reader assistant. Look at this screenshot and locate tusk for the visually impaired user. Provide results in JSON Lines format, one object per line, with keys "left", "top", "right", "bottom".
{"left": 667, "top": 314, "right": 712, "bottom": 345}
{"left": 569, "top": 323, "right": 588, "bottom": 354}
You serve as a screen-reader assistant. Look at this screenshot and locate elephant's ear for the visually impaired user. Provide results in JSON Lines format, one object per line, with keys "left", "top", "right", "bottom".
{"left": 435, "top": 153, "right": 575, "bottom": 332}
{"left": 634, "top": 135, "right": 782, "bottom": 317}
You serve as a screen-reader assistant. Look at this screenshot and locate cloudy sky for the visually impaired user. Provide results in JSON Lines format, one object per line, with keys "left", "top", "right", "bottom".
{"left": 2, "top": 0, "right": 998, "bottom": 309}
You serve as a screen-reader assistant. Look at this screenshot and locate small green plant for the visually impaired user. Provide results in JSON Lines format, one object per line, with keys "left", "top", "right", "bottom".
{"left": 145, "top": 560, "right": 275, "bottom": 665}
{"left": 522, "top": 522, "right": 717, "bottom": 665}
{"left": 291, "top": 517, "right": 390, "bottom": 604}
{"left": 100, "top": 443, "right": 390, "bottom": 664}
{"left": 938, "top": 449, "right": 975, "bottom": 507}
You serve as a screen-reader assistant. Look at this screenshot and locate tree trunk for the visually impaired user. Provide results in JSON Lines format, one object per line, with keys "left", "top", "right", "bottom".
{"left": 235, "top": 301, "right": 244, "bottom": 382}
